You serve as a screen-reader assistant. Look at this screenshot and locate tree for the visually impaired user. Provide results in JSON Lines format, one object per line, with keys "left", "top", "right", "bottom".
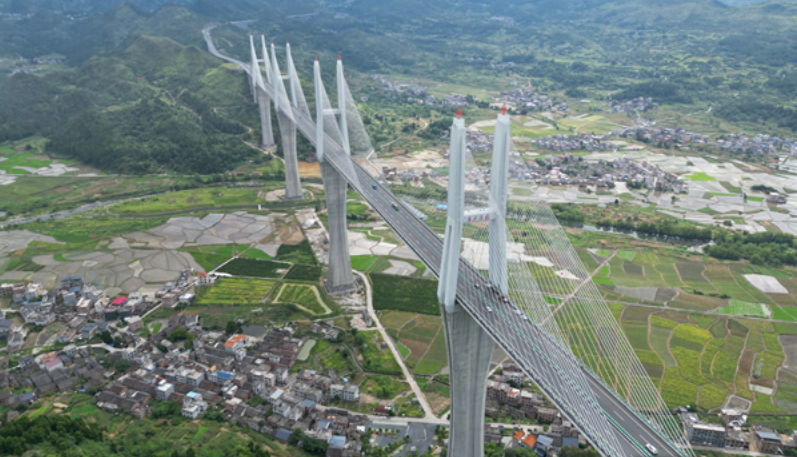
{"left": 226, "top": 320, "right": 237, "bottom": 335}
{"left": 114, "top": 359, "right": 131, "bottom": 372}
{"left": 100, "top": 330, "right": 113, "bottom": 345}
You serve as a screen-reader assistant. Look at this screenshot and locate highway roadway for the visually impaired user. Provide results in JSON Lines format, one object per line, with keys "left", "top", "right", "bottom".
{"left": 202, "top": 26, "right": 690, "bottom": 457}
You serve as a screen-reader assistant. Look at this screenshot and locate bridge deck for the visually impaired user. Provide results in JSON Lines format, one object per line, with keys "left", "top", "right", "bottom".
{"left": 202, "top": 26, "right": 688, "bottom": 457}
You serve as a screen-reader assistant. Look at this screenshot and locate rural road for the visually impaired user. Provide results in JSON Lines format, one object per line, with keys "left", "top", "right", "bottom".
{"left": 355, "top": 270, "right": 438, "bottom": 421}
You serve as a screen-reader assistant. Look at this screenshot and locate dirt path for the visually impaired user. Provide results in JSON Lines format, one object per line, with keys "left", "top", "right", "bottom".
{"left": 354, "top": 270, "right": 435, "bottom": 419}
{"left": 272, "top": 283, "right": 332, "bottom": 315}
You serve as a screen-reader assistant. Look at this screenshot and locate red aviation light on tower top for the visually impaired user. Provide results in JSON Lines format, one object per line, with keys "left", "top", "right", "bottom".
{"left": 456, "top": 107, "right": 463, "bottom": 119}
{"left": 315, "top": 56, "right": 318, "bottom": 61}
{"left": 501, "top": 104, "right": 508, "bottom": 114}
{"left": 338, "top": 55, "right": 342, "bottom": 61}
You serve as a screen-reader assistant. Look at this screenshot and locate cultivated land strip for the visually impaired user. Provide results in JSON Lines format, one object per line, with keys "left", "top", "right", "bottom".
{"left": 355, "top": 270, "right": 435, "bottom": 419}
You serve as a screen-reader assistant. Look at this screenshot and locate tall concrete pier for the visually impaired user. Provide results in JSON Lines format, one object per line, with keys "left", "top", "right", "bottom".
{"left": 270, "top": 42, "right": 303, "bottom": 201}
{"left": 438, "top": 108, "right": 495, "bottom": 457}
{"left": 315, "top": 57, "right": 356, "bottom": 294}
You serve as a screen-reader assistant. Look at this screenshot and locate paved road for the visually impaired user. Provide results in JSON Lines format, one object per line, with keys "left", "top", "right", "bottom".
{"left": 355, "top": 270, "right": 437, "bottom": 420}
{"left": 203, "top": 26, "right": 689, "bottom": 457}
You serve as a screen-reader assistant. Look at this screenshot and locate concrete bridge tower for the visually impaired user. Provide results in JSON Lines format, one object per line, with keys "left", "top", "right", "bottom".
{"left": 438, "top": 107, "right": 511, "bottom": 457}
{"left": 270, "top": 42, "right": 303, "bottom": 201}
{"left": 257, "top": 35, "right": 275, "bottom": 148}
{"left": 314, "top": 57, "right": 357, "bottom": 294}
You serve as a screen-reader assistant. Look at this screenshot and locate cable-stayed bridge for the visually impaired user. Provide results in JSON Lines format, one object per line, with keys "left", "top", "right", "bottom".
{"left": 202, "top": 26, "right": 695, "bottom": 457}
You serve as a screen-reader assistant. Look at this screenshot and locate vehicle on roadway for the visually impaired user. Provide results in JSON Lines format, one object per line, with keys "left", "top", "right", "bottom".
{"left": 372, "top": 184, "right": 377, "bottom": 190}
{"left": 645, "top": 443, "right": 658, "bottom": 455}
{"left": 391, "top": 202, "right": 400, "bottom": 211}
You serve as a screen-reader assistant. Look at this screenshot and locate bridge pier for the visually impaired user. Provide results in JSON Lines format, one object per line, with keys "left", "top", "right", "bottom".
{"left": 315, "top": 57, "right": 356, "bottom": 293}
{"left": 442, "top": 305, "right": 493, "bottom": 457}
{"left": 278, "top": 112, "right": 303, "bottom": 201}
{"left": 321, "top": 161, "right": 356, "bottom": 293}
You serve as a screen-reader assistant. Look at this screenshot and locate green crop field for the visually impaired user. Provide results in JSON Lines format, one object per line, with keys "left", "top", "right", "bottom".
{"left": 352, "top": 255, "right": 378, "bottom": 271}
{"left": 686, "top": 172, "right": 716, "bottom": 181}
{"left": 715, "top": 299, "right": 768, "bottom": 318}
{"left": 616, "top": 250, "right": 636, "bottom": 261}
{"left": 0, "top": 151, "right": 52, "bottom": 174}
{"left": 195, "top": 277, "right": 275, "bottom": 306}
{"left": 275, "top": 283, "right": 327, "bottom": 315}
{"left": 414, "top": 328, "right": 448, "bottom": 375}
{"left": 370, "top": 274, "right": 440, "bottom": 315}
{"left": 109, "top": 187, "right": 262, "bottom": 215}
{"left": 397, "top": 341, "right": 411, "bottom": 359}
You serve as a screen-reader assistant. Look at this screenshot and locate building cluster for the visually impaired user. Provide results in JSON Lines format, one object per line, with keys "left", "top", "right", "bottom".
{"left": 0, "top": 344, "right": 110, "bottom": 414}
{"left": 489, "top": 61, "right": 516, "bottom": 70}
{"left": 483, "top": 364, "right": 569, "bottom": 426}
{"left": 530, "top": 132, "right": 618, "bottom": 153}
{"left": 495, "top": 88, "right": 558, "bottom": 112}
{"left": 716, "top": 132, "right": 797, "bottom": 155}
{"left": 370, "top": 74, "right": 478, "bottom": 108}
{"left": 485, "top": 425, "right": 580, "bottom": 457}
{"left": 605, "top": 97, "right": 658, "bottom": 113}
{"left": 87, "top": 318, "right": 369, "bottom": 456}
{"left": 481, "top": 362, "right": 590, "bottom": 456}
{"left": 32, "top": 56, "right": 62, "bottom": 65}
{"left": 609, "top": 125, "right": 710, "bottom": 145}
{"left": 0, "top": 271, "right": 190, "bottom": 350}
{"left": 680, "top": 409, "right": 797, "bottom": 453}
{"left": 155, "top": 269, "right": 199, "bottom": 307}
{"left": 512, "top": 154, "right": 689, "bottom": 193}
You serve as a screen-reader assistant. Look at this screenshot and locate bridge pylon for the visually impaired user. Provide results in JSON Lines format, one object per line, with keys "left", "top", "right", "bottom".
{"left": 270, "top": 42, "right": 303, "bottom": 201}
{"left": 438, "top": 108, "right": 495, "bottom": 457}
{"left": 314, "top": 57, "right": 357, "bottom": 294}
{"left": 489, "top": 105, "right": 511, "bottom": 294}
{"left": 248, "top": 34, "right": 257, "bottom": 101}
{"left": 256, "top": 35, "right": 275, "bottom": 148}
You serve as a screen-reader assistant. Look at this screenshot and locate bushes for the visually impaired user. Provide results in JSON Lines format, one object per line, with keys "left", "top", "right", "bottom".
{"left": 370, "top": 274, "right": 440, "bottom": 316}
{"left": 0, "top": 415, "right": 104, "bottom": 455}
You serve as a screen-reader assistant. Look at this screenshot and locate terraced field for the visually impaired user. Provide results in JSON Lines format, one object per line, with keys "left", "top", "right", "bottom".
{"left": 607, "top": 302, "right": 797, "bottom": 413}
